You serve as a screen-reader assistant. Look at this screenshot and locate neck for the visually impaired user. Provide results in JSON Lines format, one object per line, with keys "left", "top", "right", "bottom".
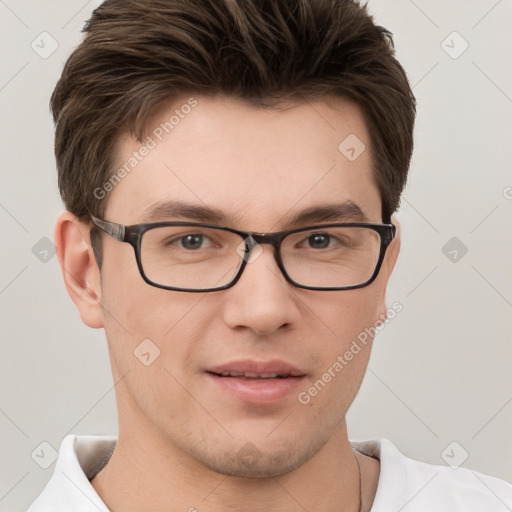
{"left": 90, "top": 376, "right": 379, "bottom": 512}
{"left": 91, "top": 421, "right": 378, "bottom": 512}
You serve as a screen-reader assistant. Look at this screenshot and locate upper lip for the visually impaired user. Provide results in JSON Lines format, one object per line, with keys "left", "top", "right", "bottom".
{"left": 206, "top": 359, "right": 306, "bottom": 377}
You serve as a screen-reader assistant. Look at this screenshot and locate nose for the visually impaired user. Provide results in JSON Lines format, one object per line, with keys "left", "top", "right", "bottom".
{"left": 221, "top": 242, "right": 301, "bottom": 336}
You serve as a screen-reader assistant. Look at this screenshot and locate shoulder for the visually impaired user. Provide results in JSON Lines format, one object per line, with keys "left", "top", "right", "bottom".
{"left": 351, "top": 438, "right": 512, "bottom": 511}
{"left": 402, "top": 450, "right": 512, "bottom": 510}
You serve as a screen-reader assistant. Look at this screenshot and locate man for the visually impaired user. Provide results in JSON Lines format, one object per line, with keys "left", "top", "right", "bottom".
{"left": 27, "top": 0, "right": 512, "bottom": 511}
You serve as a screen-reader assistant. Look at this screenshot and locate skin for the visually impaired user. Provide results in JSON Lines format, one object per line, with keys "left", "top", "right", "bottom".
{"left": 55, "top": 94, "right": 400, "bottom": 512}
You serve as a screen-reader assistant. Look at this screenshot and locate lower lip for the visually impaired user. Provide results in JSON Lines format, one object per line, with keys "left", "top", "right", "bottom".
{"left": 206, "top": 373, "right": 305, "bottom": 404}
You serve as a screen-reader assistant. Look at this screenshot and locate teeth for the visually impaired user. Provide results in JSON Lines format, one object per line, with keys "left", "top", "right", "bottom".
{"left": 217, "top": 371, "right": 286, "bottom": 378}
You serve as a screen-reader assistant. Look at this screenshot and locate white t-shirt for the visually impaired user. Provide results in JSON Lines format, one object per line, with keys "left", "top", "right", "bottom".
{"left": 26, "top": 434, "right": 512, "bottom": 511}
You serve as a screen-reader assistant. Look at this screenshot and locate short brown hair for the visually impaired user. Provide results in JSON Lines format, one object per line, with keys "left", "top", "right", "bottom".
{"left": 51, "top": 0, "right": 415, "bottom": 229}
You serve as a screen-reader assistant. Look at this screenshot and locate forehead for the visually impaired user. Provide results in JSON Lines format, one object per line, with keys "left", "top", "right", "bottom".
{"left": 105, "top": 94, "right": 381, "bottom": 229}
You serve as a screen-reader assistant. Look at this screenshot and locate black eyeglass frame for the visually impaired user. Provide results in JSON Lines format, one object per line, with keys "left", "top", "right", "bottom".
{"left": 90, "top": 215, "right": 396, "bottom": 293}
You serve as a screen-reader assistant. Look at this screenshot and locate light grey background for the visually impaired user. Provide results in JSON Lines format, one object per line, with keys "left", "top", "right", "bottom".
{"left": 1, "top": 1, "right": 511, "bottom": 510}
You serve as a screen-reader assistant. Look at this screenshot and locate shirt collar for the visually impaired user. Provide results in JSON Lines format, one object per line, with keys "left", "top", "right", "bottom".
{"left": 27, "top": 434, "right": 116, "bottom": 512}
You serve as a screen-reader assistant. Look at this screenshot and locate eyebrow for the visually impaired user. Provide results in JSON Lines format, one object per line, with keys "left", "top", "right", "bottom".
{"left": 139, "top": 199, "right": 370, "bottom": 227}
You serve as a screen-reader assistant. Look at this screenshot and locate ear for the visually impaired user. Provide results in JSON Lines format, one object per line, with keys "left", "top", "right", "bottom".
{"left": 376, "top": 214, "right": 401, "bottom": 320}
{"left": 54, "top": 211, "right": 104, "bottom": 328}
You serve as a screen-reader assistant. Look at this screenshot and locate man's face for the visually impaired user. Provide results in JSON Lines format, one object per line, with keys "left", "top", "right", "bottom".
{"left": 96, "top": 94, "right": 397, "bottom": 477}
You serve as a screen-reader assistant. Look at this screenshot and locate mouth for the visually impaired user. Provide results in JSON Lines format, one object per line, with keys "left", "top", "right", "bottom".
{"left": 205, "top": 360, "right": 306, "bottom": 404}
{"left": 207, "top": 371, "right": 303, "bottom": 379}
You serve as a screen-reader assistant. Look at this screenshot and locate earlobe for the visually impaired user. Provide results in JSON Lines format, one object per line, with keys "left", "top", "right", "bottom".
{"left": 54, "top": 211, "right": 104, "bottom": 328}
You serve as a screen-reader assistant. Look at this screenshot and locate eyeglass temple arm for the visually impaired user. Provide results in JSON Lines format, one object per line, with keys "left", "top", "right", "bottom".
{"left": 90, "top": 215, "right": 126, "bottom": 241}
{"left": 387, "top": 223, "right": 396, "bottom": 242}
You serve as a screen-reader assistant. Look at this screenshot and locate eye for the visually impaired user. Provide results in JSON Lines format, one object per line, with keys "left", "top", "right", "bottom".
{"left": 179, "top": 234, "right": 205, "bottom": 250}
{"left": 166, "top": 233, "right": 215, "bottom": 250}
{"left": 303, "top": 232, "right": 342, "bottom": 249}
{"left": 306, "top": 233, "right": 331, "bottom": 249}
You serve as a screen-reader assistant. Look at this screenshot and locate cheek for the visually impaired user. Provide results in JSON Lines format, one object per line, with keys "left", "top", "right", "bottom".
{"left": 100, "top": 241, "right": 174, "bottom": 335}
{"left": 100, "top": 262, "right": 216, "bottom": 377}
{"left": 305, "top": 286, "right": 383, "bottom": 347}
{"left": 99, "top": 280, "right": 214, "bottom": 421}
{"left": 298, "top": 287, "right": 383, "bottom": 399}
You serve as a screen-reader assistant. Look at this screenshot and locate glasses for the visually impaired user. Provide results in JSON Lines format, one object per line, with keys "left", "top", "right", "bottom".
{"left": 90, "top": 215, "right": 395, "bottom": 292}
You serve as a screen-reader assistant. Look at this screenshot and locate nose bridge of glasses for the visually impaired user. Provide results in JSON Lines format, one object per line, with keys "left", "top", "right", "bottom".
{"left": 236, "top": 233, "right": 286, "bottom": 283}
{"left": 247, "top": 232, "right": 283, "bottom": 248}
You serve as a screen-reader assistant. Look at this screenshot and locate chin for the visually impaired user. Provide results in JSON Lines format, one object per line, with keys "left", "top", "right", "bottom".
{"left": 184, "top": 430, "right": 331, "bottom": 478}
